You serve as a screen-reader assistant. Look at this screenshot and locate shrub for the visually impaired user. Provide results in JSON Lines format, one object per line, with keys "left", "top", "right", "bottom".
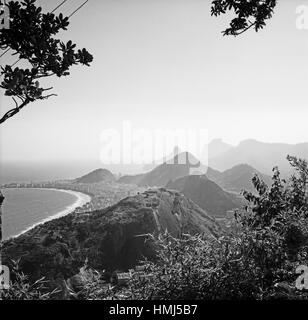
{"left": 126, "top": 156, "right": 308, "bottom": 300}
{"left": 1, "top": 259, "right": 60, "bottom": 300}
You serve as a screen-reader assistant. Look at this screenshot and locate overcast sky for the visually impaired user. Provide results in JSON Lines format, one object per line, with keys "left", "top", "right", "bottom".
{"left": 1, "top": 0, "right": 308, "bottom": 164}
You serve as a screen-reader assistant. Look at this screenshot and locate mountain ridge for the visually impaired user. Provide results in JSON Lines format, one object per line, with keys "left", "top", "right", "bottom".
{"left": 118, "top": 150, "right": 271, "bottom": 194}
{"left": 75, "top": 168, "right": 115, "bottom": 184}
{"left": 206, "top": 163, "right": 272, "bottom": 193}
{"left": 209, "top": 140, "right": 308, "bottom": 175}
{"left": 166, "top": 175, "right": 241, "bottom": 217}
{"left": 118, "top": 152, "right": 202, "bottom": 187}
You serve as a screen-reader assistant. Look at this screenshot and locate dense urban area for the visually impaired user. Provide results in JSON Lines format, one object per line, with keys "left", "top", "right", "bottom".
{"left": 1, "top": 180, "right": 146, "bottom": 215}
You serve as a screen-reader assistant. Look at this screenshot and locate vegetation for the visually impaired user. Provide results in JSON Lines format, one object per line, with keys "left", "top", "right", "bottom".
{"left": 126, "top": 156, "right": 308, "bottom": 300}
{"left": 1, "top": 0, "right": 302, "bottom": 301}
{"left": 0, "top": 0, "right": 93, "bottom": 124}
{"left": 211, "top": 0, "right": 277, "bottom": 36}
{"left": 1, "top": 259, "right": 60, "bottom": 300}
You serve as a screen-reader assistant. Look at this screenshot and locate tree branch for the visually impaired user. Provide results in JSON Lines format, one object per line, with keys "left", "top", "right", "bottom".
{"left": 41, "top": 94, "right": 57, "bottom": 99}
{"left": 36, "top": 73, "right": 56, "bottom": 79}
{"left": 42, "top": 87, "right": 53, "bottom": 91}
{"left": 233, "top": 22, "right": 256, "bottom": 36}
{"left": 0, "top": 99, "right": 31, "bottom": 125}
{"left": 12, "top": 97, "right": 18, "bottom": 108}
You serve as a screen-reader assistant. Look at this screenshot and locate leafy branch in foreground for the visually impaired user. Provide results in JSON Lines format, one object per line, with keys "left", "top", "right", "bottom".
{"left": 0, "top": 0, "right": 93, "bottom": 124}
{"left": 211, "top": 0, "right": 277, "bottom": 36}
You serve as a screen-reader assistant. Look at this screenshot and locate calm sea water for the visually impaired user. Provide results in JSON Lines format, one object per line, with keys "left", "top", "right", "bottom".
{"left": 2, "top": 188, "right": 78, "bottom": 240}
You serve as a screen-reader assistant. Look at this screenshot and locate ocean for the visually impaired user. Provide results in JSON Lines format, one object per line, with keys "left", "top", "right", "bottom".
{"left": 1, "top": 188, "right": 90, "bottom": 240}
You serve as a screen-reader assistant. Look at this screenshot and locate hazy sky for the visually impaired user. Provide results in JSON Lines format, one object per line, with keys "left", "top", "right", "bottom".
{"left": 1, "top": 0, "right": 308, "bottom": 164}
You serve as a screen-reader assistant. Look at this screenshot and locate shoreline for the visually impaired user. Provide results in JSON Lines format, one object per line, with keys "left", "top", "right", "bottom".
{"left": 10, "top": 188, "right": 92, "bottom": 239}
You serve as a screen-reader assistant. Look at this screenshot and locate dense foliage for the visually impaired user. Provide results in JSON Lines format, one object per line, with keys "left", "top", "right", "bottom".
{"left": 211, "top": 0, "right": 277, "bottom": 36}
{"left": 1, "top": 259, "right": 60, "bottom": 300}
{"left": 126, "top": 156, "right": 308, "bottom": 300}
{"left": 0, "top": 0, "right": 93, "bottom": 124}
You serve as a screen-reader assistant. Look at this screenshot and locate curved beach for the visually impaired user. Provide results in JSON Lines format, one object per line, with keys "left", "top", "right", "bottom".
{"left": 11, "top": 188, "right": 91, "bottom": 239}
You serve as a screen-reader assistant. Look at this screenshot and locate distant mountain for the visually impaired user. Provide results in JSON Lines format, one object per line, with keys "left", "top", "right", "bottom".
{"left": 206, "top": 163, "right": 272, "bottom": 193}
{"left": 117, "top": 146, "right": 276, "bottom": 194}
{"left": 118, "top": 152, "right": 202, "bottom": 187}
{"left": 209, "top": 139, "right": 308, "bottom": 175}
{"left": 3, "top": 189, "right": 220, "bottom": 289}
{"left": 117, "top": 173, "right": 144, "bottom": 185}
{"left": 142, "top": 146, "right": 182, "bottom": 172}
{"left": 208, "top": 139, "right": 233, "bottom": 159}
{"left": 75, "top": 168, "right": 115, "bottom": 184}
{"left": 205, "top": 167, "right": 223, "bottom": 181}
{"left": 166, "top": 175, "right": 240, "bottom": 217}
{"left": 142, "top": 140, "right": 233, "bottom": 172}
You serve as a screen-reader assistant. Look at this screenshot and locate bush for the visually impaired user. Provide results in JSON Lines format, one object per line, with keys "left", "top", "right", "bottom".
{"left": 1, "top": 259, "right": 60, "bottom": 300}
{"left": 126, "top": 156, "right": 308, "bottom": 300}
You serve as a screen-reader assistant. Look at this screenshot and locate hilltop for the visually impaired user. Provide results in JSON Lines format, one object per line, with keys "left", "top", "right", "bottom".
{"left": 166, "top": 175, "right": 240, "bottom": 217}
{"left": 75, "top": 168, "right": 115, "bottom": 184}
{"left": 2, "top": 188, "right": 220, "bottom": 290}
{"left": 206, "top": 163, "right": 272, "bottom": 193}
{"left": 118, "top": 152, "right": 202, "bottom": 187}
{"left": 117, "top": 173, "right": 144, "bottom": 185}
{"left": 208, "top": 138, "right": 233, "bottom": 158}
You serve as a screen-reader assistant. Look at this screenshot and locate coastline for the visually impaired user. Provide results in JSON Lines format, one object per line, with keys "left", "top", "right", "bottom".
{"left": 10, "top": 188, "right": 91, "bottom": 239}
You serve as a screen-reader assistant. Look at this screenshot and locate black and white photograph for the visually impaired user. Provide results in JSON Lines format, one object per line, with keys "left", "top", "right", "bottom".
{"left": 1, "top": 0, "right": 308, "bottom": 307}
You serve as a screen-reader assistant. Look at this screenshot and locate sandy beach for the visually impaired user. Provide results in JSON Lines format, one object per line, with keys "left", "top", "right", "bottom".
{"left": 12, "top": 188, "right": 91, "bottom": 239}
